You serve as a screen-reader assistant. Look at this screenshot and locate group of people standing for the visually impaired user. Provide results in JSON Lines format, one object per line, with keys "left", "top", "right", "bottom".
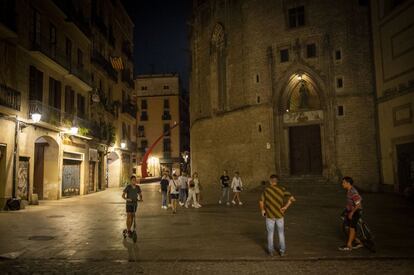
{"left": 218, "top": 170, "right": 244, "bottom": 205}
{"left": 160, "top": 171, "right": 202, "bottom": 214}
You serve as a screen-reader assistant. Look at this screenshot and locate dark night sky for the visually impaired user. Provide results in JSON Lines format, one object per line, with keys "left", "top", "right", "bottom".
{"left": 122, "top": 0, "right": 192, "bottom": 91}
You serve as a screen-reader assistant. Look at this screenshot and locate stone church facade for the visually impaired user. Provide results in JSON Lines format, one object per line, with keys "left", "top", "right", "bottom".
{"left": 189, "top": 0, "right": 379, "bottom": 190}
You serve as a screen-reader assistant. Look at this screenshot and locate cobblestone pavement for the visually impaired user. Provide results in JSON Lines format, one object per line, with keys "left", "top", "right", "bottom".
{"left": 1, "top": 259, "right": 414, "bottom": 275}
{"left": 0, "top": 182, "right": 414, "bottom": 274}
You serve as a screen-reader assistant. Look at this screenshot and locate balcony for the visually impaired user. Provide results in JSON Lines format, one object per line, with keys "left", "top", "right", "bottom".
{"left": 52, "top": 0, "right": 91, "bottom": 37}
{"left": 122, "top": 41, "right": 133, "bottom": 61}
{"left": 92, "top": 14, "right": 108, "bottom": 37}
{"left": 0, "top": 84, "right": 21, "bottom": 111}
{"left": 91, "top": 49, "right": 118, "bottom": 82}
{"left": 108, "top": 27, "right": 116, "bottom": 48}
{"left": 70, "top": 65, "right": 92, "bottom": 86}
{"left": 0, "top": 0, "right": 17, "bottom": 38}
{"left": 90, "top": 120, "right": 115, "bottom": 145}
{"left": 29, "top": 100, "right": 90, "bottom": 130}
{"left": 30, "top": 33, "right": 70, "bottom": 71}
{"left": 121, "top": 69, "right": 135, "bottom": 89}
{"left": 121, "top": 102, "right": 137, "bottom": 119}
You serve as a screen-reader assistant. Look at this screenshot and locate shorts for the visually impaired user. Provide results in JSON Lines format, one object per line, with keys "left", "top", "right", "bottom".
{"left": 170, "top": 193, "right": 179, "bottom": 200}
{"left": 126, "top": 203, "right": 138, "bottom": 213}
{"left": 345, "top": 210, "right": 361, "bottom": 229}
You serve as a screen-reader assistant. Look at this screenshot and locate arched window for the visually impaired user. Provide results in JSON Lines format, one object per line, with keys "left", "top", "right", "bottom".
{"left": 211, "top": 23, "right": 226, "bottom": 111}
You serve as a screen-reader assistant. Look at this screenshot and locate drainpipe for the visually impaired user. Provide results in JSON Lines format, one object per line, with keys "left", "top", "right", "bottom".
{"left": 12, "top": 117, "right": 19, "bottom": 198}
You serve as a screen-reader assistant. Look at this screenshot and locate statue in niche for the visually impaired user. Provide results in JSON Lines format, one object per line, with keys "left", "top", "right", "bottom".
{"left": 299, "top": 83, "right": 309, "bottom": 109}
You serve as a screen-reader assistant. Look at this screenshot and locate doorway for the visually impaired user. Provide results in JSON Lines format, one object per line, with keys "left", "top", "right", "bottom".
{"left": 0, "top": 144, "right": 6, "bottom": 202}
{"left": 33, "top": 142, "right": 47, "bottom": 199}
{"left": 62, "top": 159, "right": 81, "bottom": 197}
{"left": 17, "top": 156, "right": 30, "bottom": 200}
{"left": 289, "top": 124, "right": 323, "bottom": 175}
{"left": 397, "top": 142, "right": 414, "bottom": 192}
{"left": 88, "top": 161, "right": 96, "bottom": 193}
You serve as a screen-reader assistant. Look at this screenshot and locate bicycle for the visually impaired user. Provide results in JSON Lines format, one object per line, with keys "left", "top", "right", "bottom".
{"left": 341, "top": 210, "right": 376, "bottom": 252}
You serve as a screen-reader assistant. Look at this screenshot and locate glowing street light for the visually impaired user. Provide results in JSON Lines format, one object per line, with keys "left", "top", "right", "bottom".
{"left": 70, "top": 126, "right": 79, "bottom": 135}
{"left": 120, "top": 140, "right": 127, "bottom": 149}
{"left": 31, "top": 112, "right": 42, "bottom": 123}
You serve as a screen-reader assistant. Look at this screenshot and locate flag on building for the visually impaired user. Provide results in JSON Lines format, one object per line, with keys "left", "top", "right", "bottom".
{"left": 110, "top": 56, "right": 124, "bottom": 71}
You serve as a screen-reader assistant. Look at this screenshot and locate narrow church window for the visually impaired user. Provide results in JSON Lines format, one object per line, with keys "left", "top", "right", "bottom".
{"left": 258, "top": 124, "right": 262, "bottom": 132}
{"left": 335, "top": 49, "right": 342, "bottom": 61}
{"left": 337, "top": 105, "right": 344, "bottom": 116}
{"left": 257, "top": 96, "right": 261, "bottom": 103}
{"left": 256, "top": 74, "right": 260, "bottom": 83}
{"left": 280, "top": 49, "right": 289, "bottom": 63}
{"left": 336, "top": 77, "right": 344, "bottom": 89}
{"left": 306, "top": 43, "right": 316, "bottom": 58}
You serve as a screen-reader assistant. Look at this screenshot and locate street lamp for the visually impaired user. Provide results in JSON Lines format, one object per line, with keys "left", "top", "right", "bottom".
{"left": 31, "top": 112, "right": 42, "bottom": 123}
{"left": 70, "top": 126, "right": 79, "bottom": 135}
{"left": 120, "top": 140, "right": 127, "bottom": 149}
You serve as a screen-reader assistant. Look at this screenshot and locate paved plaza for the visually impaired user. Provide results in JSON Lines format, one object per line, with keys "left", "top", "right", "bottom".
{"left": 1, "top": 182, "right": 414, "bottom": 274}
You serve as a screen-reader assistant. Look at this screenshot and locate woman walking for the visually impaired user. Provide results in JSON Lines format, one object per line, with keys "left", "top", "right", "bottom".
{"left": 169, "top": 174, "right": 180, "bottom": 214}
{"left": 231, "top": 172, "right": 243, "bottom": 205}
{"left": 185, "top": 172, "right": 201, "bottom": 208}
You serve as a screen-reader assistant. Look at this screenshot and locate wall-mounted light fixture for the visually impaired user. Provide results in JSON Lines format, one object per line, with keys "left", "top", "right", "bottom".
{"left": 31, "top": 112, "right": 42, "bottom": 123}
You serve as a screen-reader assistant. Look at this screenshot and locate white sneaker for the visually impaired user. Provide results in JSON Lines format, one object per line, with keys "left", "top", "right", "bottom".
{"left": 232, "top": 200, "right": 236, "bottom": 205}
{"left": 226, "top": 202, "right": 230, "bottom": 206}
{"left": 196, "top": 203, "right": 202, "bottom": 208}
{"left": 218, "top": 200, "right": 222, "bottom": 204}
{"left": 194, "top": 205, "right": 200, "bottom": 209}
{"left": 179, "top": 202, "right": 184, "bottom": 206}
{"left": 185, "top": 203, "right": 188, "bottom": 208}
{"left": 239, "top": 201, "right": 243, "bottom": 205}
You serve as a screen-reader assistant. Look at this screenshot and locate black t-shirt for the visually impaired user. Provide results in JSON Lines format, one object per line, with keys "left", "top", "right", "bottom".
{"left": 123, "top": 184, "right": 141, "bottom": 204}
{"left": 220, "top": 175, "right": 230, "bottom": 187}
{"left": 160, "top": 179, "right": 169, "bottom": 192}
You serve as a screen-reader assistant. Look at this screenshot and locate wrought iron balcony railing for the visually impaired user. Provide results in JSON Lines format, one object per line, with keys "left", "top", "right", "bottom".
{"left": 52, "top": 0, "right": 91, "bottom": 37}
{"left": 121, "top": 102, "right": 137, "bottom": 118}
{"left": 70, "top": 65, "right": 92, "bottom": 86}
{"left": 121, "top": 69, "right": 135, "bottom": 89}
{"left": 30, "top": 33, "right": 70, "bottom": 71}
{"left": 0, "top": 84, "right": 21, "bottom": 111}
{"left": 29, "top": 100, "right": 90, "bottom": 129}
{"left": 91, "top": 49, "right": 118, "bottom": 82}
{"left": 0, "top": 1, "right": 17, "bottom": 32}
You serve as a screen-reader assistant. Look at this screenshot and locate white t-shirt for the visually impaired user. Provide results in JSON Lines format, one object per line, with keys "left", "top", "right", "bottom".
{"left": 169, "top": 179, "right": 180, "bottom": 194}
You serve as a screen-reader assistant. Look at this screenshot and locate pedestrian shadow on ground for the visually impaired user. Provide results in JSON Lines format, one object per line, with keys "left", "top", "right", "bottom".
{"left": 122, "top": 238, "right": 140, "bottom": 262}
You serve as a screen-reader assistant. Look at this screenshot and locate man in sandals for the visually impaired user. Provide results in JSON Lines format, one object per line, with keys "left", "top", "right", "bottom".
{"left": 339, "top": 176, "right": 364, "bottom": 251}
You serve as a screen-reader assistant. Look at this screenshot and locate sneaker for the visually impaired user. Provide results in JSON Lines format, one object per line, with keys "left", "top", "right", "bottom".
{"left": 196, "top": 204, "right": 202, "bottom": 208}
{"left": 185, "top": 203, "right": 189, "bottom": 208}
{"left": 218, "top": 200, "right": 222, "bottom": 204}
{"left": 232, "top": 200, "right": 236, "bottom": 205}
{"left": 352, "top": 242, "right": 364, "bottom": 249}
{"left": 239, "top": 201, "right": 243, "bottom": 205}
{"left": 279, "top": 251, "right": 286, "bottom": 257}
{"left": 179, "top": 202, "right": 184, "bottom": 206}
{"left": 194, "top": 205, "right": 200, "bottom": 209}
{"left": 226, "top": 202, "right": 230, "bottom": 206}
{"left": 338, "top": 245, "right": 352, "bottom": 251}
{"left": 268, "top": 251, "right": 275, "bottom": 257}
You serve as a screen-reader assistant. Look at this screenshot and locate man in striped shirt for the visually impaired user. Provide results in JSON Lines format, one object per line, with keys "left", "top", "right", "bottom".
{"left": 259, "top": 174, "right": 296, "bottom": 257}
